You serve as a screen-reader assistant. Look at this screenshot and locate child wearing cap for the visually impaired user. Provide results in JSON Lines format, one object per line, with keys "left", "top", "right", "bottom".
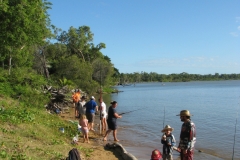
{"left": 161, "top": 125, "right": 176, "bottom": 160}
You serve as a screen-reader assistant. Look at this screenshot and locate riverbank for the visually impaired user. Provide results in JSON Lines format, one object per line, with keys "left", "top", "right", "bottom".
{"left": 60, "top": 106, "right": 137, "bottom": 160}
{"left": 0, "top": 95, "right": 130, "bottom": 160}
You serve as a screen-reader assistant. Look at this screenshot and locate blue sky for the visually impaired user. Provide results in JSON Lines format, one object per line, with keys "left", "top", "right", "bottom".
{"left": 48, "top": 0, "right": 240, "bottom": 75}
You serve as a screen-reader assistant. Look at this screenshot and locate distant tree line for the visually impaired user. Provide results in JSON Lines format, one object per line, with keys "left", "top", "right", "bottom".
{"left": 118, "top": 72, "right": 240, "bottom": 84}
{"left": 0, "top": 0, "right": 239, "bottom": 99}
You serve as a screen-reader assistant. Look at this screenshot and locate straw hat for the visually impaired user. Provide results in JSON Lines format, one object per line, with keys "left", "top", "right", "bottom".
{"left": 161, "top": 125, "right": 174, "bottom": 133}
{"left": 176, "top": 110, "right": 193, "bottom": 116}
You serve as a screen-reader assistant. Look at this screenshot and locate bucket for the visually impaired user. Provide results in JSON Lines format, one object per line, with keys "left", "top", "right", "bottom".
{"left": 59, "top": 127, "right": 64, "bottom": 133}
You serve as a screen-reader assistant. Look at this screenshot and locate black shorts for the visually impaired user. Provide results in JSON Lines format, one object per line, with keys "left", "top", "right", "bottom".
{"left": 107, "top": 119, "right": 117, "bottom": 130}
{"left": 86, "top": 113, "right": 95, "bottom": 123}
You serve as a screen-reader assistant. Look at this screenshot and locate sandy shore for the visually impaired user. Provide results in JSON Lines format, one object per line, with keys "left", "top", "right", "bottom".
{"left": 60, "top": 108, "right": 127, "bottom": 160}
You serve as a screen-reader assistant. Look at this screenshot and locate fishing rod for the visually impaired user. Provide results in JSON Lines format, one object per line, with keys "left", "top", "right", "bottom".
{"left": 163, "top": 106, "right": 165, "bottom": 129}
{"left": 232, "top": 104, "right": 239, "bottom": 160}
{"left": 99, "top": 69, "right": 102, "bottom": 134}
{"left": 119, "top": 108, "right": 143, "bottom": 115}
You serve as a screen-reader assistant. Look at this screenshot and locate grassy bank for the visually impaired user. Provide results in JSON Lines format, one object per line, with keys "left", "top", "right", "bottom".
{"left": 0, "top": 95, "right": 84, "bottom": 159}
{"left": 0, "top": 95, "right": 120, "bottom": 160}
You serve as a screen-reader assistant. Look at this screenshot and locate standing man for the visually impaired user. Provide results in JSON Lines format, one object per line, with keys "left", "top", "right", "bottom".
{"left": 176, "top": 110, "right": 196, "bottom": 160}
{"left": 85, "top": 96, "right": 98, "bottom": 131}
{"left": 103, "top": 101, "right": 122, "bottom": 142}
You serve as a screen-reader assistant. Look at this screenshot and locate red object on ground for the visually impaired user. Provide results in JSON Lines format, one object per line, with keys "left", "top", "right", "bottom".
{"left": 151, "top": 149, "right": 162, "bottom": 160}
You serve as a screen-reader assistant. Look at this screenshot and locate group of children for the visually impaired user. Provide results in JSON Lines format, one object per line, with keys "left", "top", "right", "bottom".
{"left": 151, "top": 124, "right": 176, "bottom": 160}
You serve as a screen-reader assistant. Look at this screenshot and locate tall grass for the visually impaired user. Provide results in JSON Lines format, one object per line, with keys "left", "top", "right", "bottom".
{"left": 0, "top": 96, "right": 94, "bottom": 160}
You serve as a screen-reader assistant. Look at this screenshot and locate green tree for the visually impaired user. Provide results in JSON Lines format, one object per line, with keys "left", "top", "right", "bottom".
{"left": 92, "top": 58, "right": 114, "bottom": 86}
{"left": 54, "top": 55, "right": 98, "bottom": 93}
{"left": 0, "top": 0, "right": 52, "bottom": 74}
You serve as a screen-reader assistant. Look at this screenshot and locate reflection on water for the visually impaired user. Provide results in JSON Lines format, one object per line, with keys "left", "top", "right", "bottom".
{"left": 108, "top": 81, "right": 240, "bottom": 160}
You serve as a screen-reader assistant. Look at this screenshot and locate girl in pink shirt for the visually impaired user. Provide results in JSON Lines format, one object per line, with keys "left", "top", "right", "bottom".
{"left": 79, "top": 114, "right": 89, "bottom": 143}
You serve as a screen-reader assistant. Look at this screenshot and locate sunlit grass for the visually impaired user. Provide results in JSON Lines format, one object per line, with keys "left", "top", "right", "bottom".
{"left": 0, "top": 96, "right": 95, "bottom": 160}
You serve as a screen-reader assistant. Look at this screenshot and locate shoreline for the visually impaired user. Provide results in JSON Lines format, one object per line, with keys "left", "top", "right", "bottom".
{"left": 60, "top": 106, "right": 228, "bottom": 160}
{"left": 60, "top": 107, "right": 137, "bottom": 160}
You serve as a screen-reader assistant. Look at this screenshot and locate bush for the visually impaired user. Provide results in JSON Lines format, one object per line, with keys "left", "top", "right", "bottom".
{"left": 9, "top": 67, "right": 47, "bottom": 88}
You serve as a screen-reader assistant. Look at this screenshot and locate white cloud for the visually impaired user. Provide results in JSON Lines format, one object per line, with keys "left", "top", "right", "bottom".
{"left": 138, "top": 56, "right": 221, "bottom": 68}
{"left": 238, "top": 26, "right": 240, "bottom": 30}
{"left": 230, "top": 32, "right": 238, "bottom": 37}
{"left": 119, "top": 56, "right": 240, "bottom": 74}
{"left": 196, "top": 57, "right": 205, "bottom": 62}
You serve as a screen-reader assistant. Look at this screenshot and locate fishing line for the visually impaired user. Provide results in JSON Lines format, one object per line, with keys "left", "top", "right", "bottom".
{"left": 163, "top": 106, "right": 165, "bottom": 129}
{"left": 232, "top": 98, "right": 239, "bottom": 160}
{"left": 119, "top": 108, "right": 144, "bottom": 115}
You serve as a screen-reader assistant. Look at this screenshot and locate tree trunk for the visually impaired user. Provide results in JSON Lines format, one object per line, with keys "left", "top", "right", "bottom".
{"left": 78, "top": 49, "right": 85, "bottom": 62}
{"left": 8, "top": 54, "right": 12, "bottom": 75}
{"left": 41, "top": 49, "right": 49, "bottom": 79}
{"left": 2, "top": 61, "right": 4, "bottom": 69}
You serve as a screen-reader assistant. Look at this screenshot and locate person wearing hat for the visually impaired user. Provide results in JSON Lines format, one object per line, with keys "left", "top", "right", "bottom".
{"left": 176, "top": 110, "right": 196, "bottom": 160}
{"left": 161, "top": 125, "right": 176, "bottom": 160}
{"left": 85, "top": 96, "right": 98, "bottom": 131}
{"left": 103, "top": 101, "right": 122, "bottom": 142}
{"left": 150, "top": 149, "right": 162, "bottom": 160}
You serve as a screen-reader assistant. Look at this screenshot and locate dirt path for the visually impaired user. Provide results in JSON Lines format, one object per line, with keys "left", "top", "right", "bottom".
{"left": 60, "top": 107, "right": 124, "bottom": 160}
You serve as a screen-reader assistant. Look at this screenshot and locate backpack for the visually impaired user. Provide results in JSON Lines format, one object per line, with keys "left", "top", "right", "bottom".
{"left": 66, "top": 148, "right": 81, "bottom": 160}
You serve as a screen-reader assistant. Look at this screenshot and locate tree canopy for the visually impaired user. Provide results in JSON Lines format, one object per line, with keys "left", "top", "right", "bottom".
{"left": 0, "top": 0, "right": 239, "bottom": 97}
{"left": 0, "top": 0, "right": 119, "bottom": 95}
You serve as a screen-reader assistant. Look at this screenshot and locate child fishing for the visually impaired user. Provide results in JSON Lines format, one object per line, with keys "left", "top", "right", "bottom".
{"left": 79, "top": 114, "right": 89, "bottom": 143}
{"left": 161, "top": 125, "right": 176, "bottom": 160}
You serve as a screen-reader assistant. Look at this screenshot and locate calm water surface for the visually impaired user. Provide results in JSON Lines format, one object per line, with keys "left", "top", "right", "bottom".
{"left": 105, "top": 80, "right": 240, "bottom": 160}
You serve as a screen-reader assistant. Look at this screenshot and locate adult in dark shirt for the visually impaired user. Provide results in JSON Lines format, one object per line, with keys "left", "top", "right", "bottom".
{"left": 103, "top": 101, "right": 122, "bottom": 142}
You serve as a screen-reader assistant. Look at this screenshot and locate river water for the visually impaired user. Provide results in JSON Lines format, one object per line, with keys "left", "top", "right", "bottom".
{"left": 100, "top": 80, "right": 240, "bottom": 160}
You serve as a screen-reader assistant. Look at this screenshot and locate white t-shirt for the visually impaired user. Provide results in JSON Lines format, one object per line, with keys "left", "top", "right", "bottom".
{"left": 100, "top": 102, "right": 107, "bottom": 118}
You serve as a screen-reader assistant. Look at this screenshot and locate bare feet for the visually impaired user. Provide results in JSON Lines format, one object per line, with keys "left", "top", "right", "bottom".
{"left": 114, "top": 139, "right": 119, "bottom": 142}
{"left": 103, "top": 137, "right": 107, "bottom": 141}
{"left": 87, "top": 141, "right": 90, "bottom": 143}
